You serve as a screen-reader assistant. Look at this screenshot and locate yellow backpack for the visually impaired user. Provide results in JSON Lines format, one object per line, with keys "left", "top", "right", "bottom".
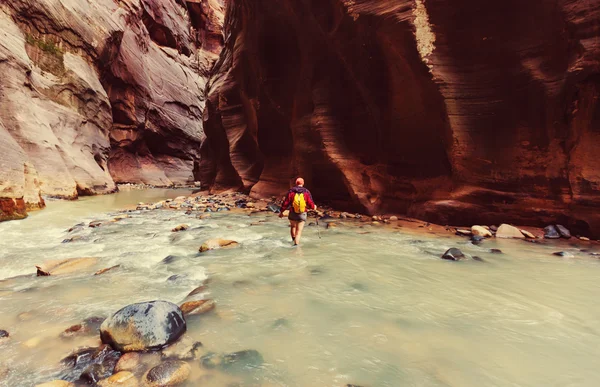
{"left": 292, "top": 192, "right": 306, "bottom": 213}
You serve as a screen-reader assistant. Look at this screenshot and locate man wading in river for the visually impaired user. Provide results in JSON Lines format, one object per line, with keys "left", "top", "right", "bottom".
{"left": 279, "top": 177, "right": 317, "bottom": 246}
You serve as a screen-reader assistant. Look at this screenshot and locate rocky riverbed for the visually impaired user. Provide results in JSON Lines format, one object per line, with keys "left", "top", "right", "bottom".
{"left": 1, "top": 190, "right": 600, "bottom": 386}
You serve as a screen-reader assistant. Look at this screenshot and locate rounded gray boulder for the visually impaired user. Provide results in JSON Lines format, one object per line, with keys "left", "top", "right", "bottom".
{"left": 100, "top": 301, "right": 186, "bottom": 352}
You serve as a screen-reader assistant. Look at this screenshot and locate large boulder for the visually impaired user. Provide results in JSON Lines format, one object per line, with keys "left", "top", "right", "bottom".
{"left": 100, "top": 301, "right": 186, "bottom": 352}
{"left": 495, "top": 224, "right": 525, "bottom": 239}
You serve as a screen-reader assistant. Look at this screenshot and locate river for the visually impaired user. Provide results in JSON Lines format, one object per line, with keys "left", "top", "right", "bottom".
{"left": 1, "top": 189, "right": 599, "bottom": 386}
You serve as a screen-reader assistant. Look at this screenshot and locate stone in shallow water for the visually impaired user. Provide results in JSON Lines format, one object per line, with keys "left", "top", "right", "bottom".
{"left": 553, "top": 251, "right": 574, "bottom": 257}
{"left": 555, "top": 224, "right": 571, "bottom": 239}
{"left": 143, "top": 360, "right": 191, "bottom": 387}
{"left": 35, "top": 381, "right": 75, "bottom": 387}
{"left": 115, "top": 353, "right": 141, "bottom": 373}
{"left": 441, "top": 248, "right": 465, "bottom": 261}
{"left": 95, "top": 265, "right": 121, "bottom": 276}
{"left": 171, "top": 224, "right": 189, "bottom": 232}
{"left": 0, "top": 330, "right": 8, "bottom": 339}
{"left": 60, "top": 345, "right": 121, "bottom": 384}
{"left": 543, "top": 225, "right": 560, "bottom": 239}
{"left": 471, "top": 225, "right": 492, "bottom": 237}
{"left": 496, "top": 224, "right": 525, "bottom": 239}
{"left": 490, "top": 249, "right": 503, "bottom": 254}
{"left": 180, "top": 299, "right": 216, "bottom": 316}
{"left": 161, "top": 335, "right": 203, "bottom": 360}
{"left": 36, "top": 257, "right": 98, "bottom": 276}
{"left": 97, "top": 371, "right": 138, "bottom": 387}
{"left": 471, "top": 235, "right": 485, "bottom": 245}
{"left": 201, "top": 350, "right": 264, "bottom": 375}
{"left": 199, "top": 239, "right": 239, "bottom": 253}
{"left": 100, "top": 301, "right": 186, "bottom": 352}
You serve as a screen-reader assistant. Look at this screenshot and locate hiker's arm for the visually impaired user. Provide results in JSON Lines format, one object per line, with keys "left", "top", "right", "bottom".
{"left": 306, "top": 192, "right": 316, "bottom": 210}
{"left": 279, "top": 192, "right": 292, "bottom": 217}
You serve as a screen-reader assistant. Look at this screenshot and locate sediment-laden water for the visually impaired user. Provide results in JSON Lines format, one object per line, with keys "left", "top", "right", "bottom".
{"left": 1, "top": 190, "right": 600, "bottom": 386}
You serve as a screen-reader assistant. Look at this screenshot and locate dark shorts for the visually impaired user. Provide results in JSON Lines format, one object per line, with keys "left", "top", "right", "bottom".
{"left": 288, "top": 211, "right": 307, "bottom": 222}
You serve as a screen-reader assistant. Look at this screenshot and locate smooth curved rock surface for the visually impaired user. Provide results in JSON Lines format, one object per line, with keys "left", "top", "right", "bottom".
{"left": 202, "top": 0, "right": 600, "bottom": 236}
{"left": 100, "top": 301, "right": 186, "bottom": 352}
{"left": 0, "top": 0, "right": 225, "bottom": 220}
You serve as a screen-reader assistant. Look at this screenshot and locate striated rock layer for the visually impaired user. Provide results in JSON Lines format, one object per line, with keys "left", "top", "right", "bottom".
{"left": 0, "top": 0, "right": 224, "bottom": 220}
{"left": 202, "top": 0, "right": 600, "bottom": 236}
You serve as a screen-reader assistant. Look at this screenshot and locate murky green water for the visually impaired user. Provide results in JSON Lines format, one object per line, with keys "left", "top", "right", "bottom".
{"left": 1, "top": 190, "right": 600, "bottom": 386}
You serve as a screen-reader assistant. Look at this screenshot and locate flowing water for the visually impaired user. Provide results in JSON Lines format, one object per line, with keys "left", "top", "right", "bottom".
{"left": 1, "top": 190, "right": 600, "bottom": 386}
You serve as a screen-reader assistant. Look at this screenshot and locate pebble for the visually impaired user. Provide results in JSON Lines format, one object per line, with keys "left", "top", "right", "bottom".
{"left": 97, "top": 371, "right": 138, "bottom": 387}
{"left": 143, "top": 360, "right": 191, "bottom": 387}
{"left": 171, "top": 224, "right": 189, "bottom": 232}
{"left": 115, "top": 353, "right": 141, "bottom": 373}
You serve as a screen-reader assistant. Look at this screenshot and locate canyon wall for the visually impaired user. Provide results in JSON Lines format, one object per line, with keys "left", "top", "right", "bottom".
{"left": 202, "top": 0, "right": 600, "bottom": 236}
{"left": 0, "top": 0, "right": 223, "bottom": 219}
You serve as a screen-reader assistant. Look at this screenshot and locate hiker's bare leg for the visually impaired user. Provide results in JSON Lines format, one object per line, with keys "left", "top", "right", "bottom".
{"left": 295, "top": 221, "right": 306, "bottom": 245}
{"left": 289, "top": 220, "right": 297, "bottom": 242}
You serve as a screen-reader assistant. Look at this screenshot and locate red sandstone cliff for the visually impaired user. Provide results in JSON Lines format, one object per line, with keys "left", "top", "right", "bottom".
{"left": 0, "top": 0, "right": 224, "bottom": 219}
{"left": 202, "top": 0, "right": 600, "bottom": 236}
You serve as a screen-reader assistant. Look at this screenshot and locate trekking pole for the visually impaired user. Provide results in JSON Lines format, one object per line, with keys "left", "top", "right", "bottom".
{"left": 315, "top": 213, "right": 322, "bottom": 239}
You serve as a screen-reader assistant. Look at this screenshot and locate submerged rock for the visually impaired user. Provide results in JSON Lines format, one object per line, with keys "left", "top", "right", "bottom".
{"left": 60, "top": 345, "right": 121, "bottom": 384}
{"left": 543, "top": 225, "right": 561, "bottom": 239}
{"left": 556, "top": 224, "right": 571, "bottom": 239}
{"left": 100, "top": 301, "right": 186, "bottom": 352}
{"left": 36, "top": 258, "right": 98, "bottom": 276}
{"left": 97, "top": 371, "right": 138, "bottom": 387}
{"left": 496, "top": 224, "right": 525, "bottom": 239}
{"left": 470, "top": 235, "right": 485, "bottom": 245}
{"left": 0, "top": 330, "right": 8, "bottom": 339}
{"left": 35, "top": 381, "right": 75, "bottom": 387}
{"left": 60, "top": 317, "right": 105, "bottom": 339}
{"left": 95, "top": 265, "right": 121, "bottom": 276}
{"left": 180, "top": 299, "right": 216, "bottom": 316}
{"left": 199, "top": 239, "right": 239, "bottom": 253}
{"left": 441, "top": 248, "right": 465, "bottom": 261}
{"left": 171, "top": 224, "right": 189, "bottom": 232}
{"left": 490, "top": 249, "right": 503, "bottom": 254}
{"left": 114, "top": 353, "right": 141, "bottom": 373}
{"left": 553, "top": 251, "right": 574, "bottom": 257}
{"left": 143, "top": 360, "right": 191, "bottom": 387}
{"left": 161, "top": 335, "right": 203, "bottom": 361}
{"left": 200, "top": 349, "right": 264, "bottom": 375}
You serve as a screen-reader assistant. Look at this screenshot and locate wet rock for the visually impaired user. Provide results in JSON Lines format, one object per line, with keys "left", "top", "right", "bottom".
{"left": 197, "top": 213, "right": 211, "bottom": 219}
{"left": 89, "top": 221, "right": 103, "bottom": 228}
{"left": 167, "top": 275, "right": 187, "bottom": 283}
{"left": 180, "top": 299, "right": 216, "bottom": 316}
{"left": 115, "top": 353, "right": 141, "bottom": 373}
{"left": 171, "top": 225, "right": 189, "bottom": 232}
{"left": 579, "top": 236, "right": 590, "bottom": 241}
{"left": 591, "top": 252, "right": 600, "bottom": 257}
{"left": 455, "top": 229, "right": 472, "bottom": 236}
{"left": 60, "top": 317, "right": 105, "bottom": 339}
{"left": 36, "top": 257, "right": 98, "bottom": 276}
{"left": 496, "top": 224, "right": 525, "bottom": 239}
{"left": 544, "top": 225, "right": 561, "bottom": 239}
{"left": 200, "top": 350, "right": 264, "bottom": 375}
{"left": 266, "top": 203, "right": 281, "bottom": 213}
{"left": 441, "top": 248, "right": 465, "bottom": 261}
{"left": 97, "top": 371, "right": 138, "bottom": 387}
{"left": 60, "top": 345, "right": 121, "bottom": 384}
{"left": 100, "top": 301, "right": 186, "bottom": 352}
{"left": 472, "top": 256, "right": 485, "bottom": 262}
{"left": 216, "top": 207, "right": 230, "bottom": 212}
{"left": 0, "top": 330, "right": 8, "bottom": 339}
{"left": 470, "top": 235, "right": 485, "bottom": 245}
{"left": 199, "top": 239, "right": 239, "bottom": 253}
{"left": 186, "top": 285, "right": 208, "bottom": 298}
{"left": 162, "top": 255, "right": 179, "bottom": 265}
{"left": 143, "top": 360, "right": 191, "bottom": 387}
{"left": 389, "top": 215, "right": 398, "bottom": 221}
{"left": 62, "top": 236, "right": 86, "bottom": 243}
{"left": 204, "top": 208, "right": 213, "bottom": 213}
{"left": 67, "top": 223, "right": 85, "bottom": 232}
{"left": 161, "top": 335, "right": 203, "bottom": 361}
{"left": 553, "top": 251, "right": 574, "bottom": 257}
{"left": 95, "top": 265, "right": 121, "bottom": 276}
{"left": 556, "top": 224, "right": 571, "bottom": 239}
{"left": 35, "top": 381, "right": 75, "bottom": 387}
{"left": 489, "top": 225, "right": 498, "bottom": 232}
{"left": 520, "top": 229, "right": 536, "bottom": 239}
{"left": 471, "top": 225, "right": 492, "bottom": 238}
{"left": 490, "top": 249, "right": 503, "bottom": 254}
{"left": 327, "top": 222, "right": 337, "bottom": 229}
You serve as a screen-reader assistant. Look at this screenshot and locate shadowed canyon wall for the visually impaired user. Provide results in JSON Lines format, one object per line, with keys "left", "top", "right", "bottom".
{"left": 202, "top": 0, "right": 600, "bottom": 236}
{"left": 0, "top": 0, "right": 224, "bottom": 219}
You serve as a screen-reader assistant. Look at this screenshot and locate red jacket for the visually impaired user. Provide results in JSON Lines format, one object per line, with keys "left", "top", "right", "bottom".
{"left": 281, "top": 186, "right": 316, "bottom": 213}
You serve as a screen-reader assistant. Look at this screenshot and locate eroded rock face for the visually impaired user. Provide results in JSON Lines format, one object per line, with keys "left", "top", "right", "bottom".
{"left": 0, "top": 0, "right": 225, "bottom": 220}
{"left": 202, "top": 0, "right": 600, "bottom": 236}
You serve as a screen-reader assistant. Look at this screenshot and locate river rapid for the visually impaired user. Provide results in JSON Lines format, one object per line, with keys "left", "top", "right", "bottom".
{"left": 1, "top": 189, "right": 600, "bottom": 386}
